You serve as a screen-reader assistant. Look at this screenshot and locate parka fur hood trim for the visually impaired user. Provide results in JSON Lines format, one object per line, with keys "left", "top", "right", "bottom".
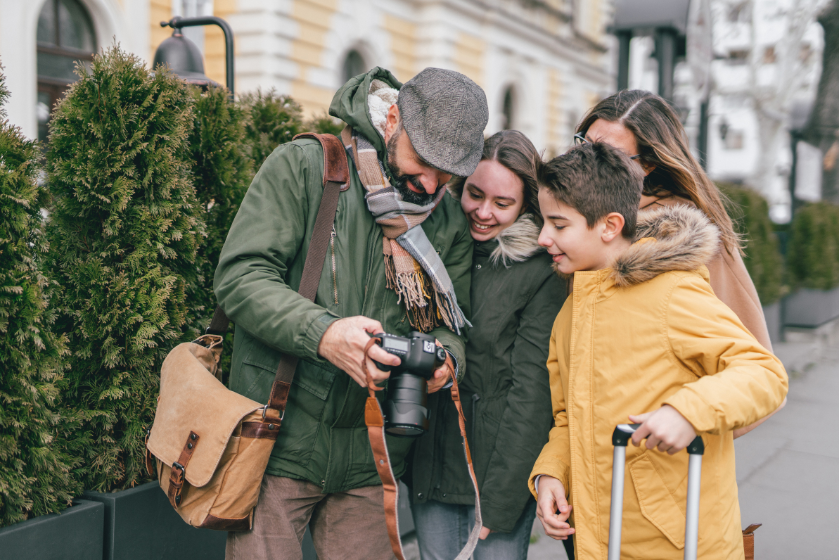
{"left": 490, "top": 213, "right": 543, "bottom": 267}
{"left": 611, "top": 204, "right": 720, "bottom": 287}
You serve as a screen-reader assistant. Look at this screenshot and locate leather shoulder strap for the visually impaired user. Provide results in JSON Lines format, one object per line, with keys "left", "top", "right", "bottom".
{"left": 266, "top": 133, "right": 348, "bottom": 412}
{"left": 199, "top": 133, "right": 349, "bottom": 414}
{"left": 362, "top": 338, "right": 482, "bottom": 560}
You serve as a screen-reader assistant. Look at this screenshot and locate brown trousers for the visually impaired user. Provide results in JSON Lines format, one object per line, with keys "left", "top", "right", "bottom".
{"left": 225, "top": 475, "right": 394, "bottom": 560}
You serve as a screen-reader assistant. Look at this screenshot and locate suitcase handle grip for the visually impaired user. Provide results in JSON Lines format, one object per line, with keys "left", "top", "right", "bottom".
{"left": 612, "top": 424, "right": 705, "bottom": 455}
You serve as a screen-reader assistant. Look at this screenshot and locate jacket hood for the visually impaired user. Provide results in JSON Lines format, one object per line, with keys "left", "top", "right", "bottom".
{"left": 611, "top": 204, "right": 720, "bottom": 287}
{"left": 329, "top": 67, "right": 402, "bottom": 161}
{"left": 490, "top": 213, "right": 543, "bottom": 267}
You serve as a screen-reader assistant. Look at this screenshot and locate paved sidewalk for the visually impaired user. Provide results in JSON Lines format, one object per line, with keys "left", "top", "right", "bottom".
{"left": 527, "top": 330, "right": 839, "bottom": 559}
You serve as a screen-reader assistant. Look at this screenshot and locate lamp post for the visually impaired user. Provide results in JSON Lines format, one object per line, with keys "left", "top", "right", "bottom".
{"left": 154, "top": 16, "right": 235, "bottom": 95}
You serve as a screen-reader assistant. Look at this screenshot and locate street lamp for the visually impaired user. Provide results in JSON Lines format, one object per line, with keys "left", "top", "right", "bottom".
{"left": 153, "top": 16, "right": 235, "bottom": 94}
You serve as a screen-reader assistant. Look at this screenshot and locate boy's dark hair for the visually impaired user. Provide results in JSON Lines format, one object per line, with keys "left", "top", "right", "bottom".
{"left": 537, "top": 142, "right": 644, "bottom": 239}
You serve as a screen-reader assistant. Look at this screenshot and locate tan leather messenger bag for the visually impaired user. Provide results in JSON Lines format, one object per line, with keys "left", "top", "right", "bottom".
{"left": 145, "top": 132, "right": 348, "bottom": 531}
{"left": 145, "top": 132, "right": 482, "bottom": 559}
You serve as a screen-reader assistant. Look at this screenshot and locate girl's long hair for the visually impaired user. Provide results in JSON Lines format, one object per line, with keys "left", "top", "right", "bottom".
{"left": 449, "top": 130, "right": 543, "bottom": 225}
{"left": 577, "top": 90, "right": 741, "bottom": 254}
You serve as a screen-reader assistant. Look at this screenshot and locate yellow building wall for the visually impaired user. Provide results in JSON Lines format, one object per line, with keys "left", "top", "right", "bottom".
{"left": 290, "top": 0, "right": 339, "bottom": 117}
{"left": 205, "top": 0, "right": 237, "bottom": 88}
{"left": 545, "top": 68, "right": 564, "bottom": 158}
{"left": 453, "top": 33, "right": 485, "bottom": 89}
{"left": 384, "top": 14, "right": 417, "bottom": 83}
{"left": 150, "top": 0, "right": 172, "bottom": 68}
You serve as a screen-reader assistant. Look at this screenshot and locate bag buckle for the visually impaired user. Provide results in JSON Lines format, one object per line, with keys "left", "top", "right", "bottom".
{"left": 261, "top": 405, "right": 285, "bottom": 421}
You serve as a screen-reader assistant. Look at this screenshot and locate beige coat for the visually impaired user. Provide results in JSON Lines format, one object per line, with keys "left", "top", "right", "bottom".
{"left": 640, "top": 194, "right": 773, "bottom": 351}
{"left": 529, "top": 205, "right": 788, "bottom": 560}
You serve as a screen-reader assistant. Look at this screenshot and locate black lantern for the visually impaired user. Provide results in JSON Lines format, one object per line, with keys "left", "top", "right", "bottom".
{"left": 154, "top": 16, "right": 235, "bottom": 94}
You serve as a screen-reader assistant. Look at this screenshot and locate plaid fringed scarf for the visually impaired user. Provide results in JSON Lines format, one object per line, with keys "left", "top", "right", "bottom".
{"left": 341, "top": 126, "right": 470, "bottom": 335}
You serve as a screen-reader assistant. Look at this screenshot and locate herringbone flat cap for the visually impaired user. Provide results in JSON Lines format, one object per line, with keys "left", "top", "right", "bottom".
{"left": 398, "top": 68, "right": 489, "bottom": 177}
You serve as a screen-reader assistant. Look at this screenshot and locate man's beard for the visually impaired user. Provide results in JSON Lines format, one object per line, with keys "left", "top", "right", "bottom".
{"left": 386, "top": 130, "right": 437, "bottom": 207}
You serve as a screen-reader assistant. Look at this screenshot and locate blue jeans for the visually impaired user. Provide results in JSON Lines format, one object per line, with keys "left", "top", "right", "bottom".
{"left": 411, "top": 499, "right": 537, "bottom": 560}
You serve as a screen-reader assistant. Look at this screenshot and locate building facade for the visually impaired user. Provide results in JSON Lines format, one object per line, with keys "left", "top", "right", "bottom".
{"left": 622, "top": 0, "right": 826, "bottom": 221}
{"left": 0, "top": 0, "right": 615, "bottom": 157}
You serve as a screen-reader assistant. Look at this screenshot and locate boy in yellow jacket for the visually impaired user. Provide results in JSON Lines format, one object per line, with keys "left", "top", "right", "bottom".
{"left": 529, "top": 142, "right": 788, "bottom": 560}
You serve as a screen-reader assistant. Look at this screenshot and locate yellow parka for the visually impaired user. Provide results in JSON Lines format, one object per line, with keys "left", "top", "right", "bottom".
{"left": 529, "top": 205, "right": 788, "bottom": 560}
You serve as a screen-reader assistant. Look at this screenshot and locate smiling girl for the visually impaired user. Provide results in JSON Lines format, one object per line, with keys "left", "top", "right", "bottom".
{"left": 407, "top": 130, "right": 567, "bottom": 560}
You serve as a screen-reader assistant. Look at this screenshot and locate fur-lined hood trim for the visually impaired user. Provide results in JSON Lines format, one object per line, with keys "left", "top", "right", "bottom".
{"left": 611, "top": 204, "right": 720, "bottom": 287}
{"left": 490, "top": 213, "right": 543, "bottom": 267}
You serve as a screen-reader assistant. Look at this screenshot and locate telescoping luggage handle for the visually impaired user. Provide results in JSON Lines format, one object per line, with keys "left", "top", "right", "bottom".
{"left": 608, "top": 424, "right": 705, "bottom": 560}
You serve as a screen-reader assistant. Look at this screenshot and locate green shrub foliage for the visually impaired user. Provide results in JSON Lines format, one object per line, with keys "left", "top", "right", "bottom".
{"left": 187, "top": 85, "right": 253, "bottom": 375}
{"left": 240, "top": 89, "right": 304, "bottom": 168}
{"left": 306, "top": 111, "right": 345, "bottom": 136}
{"left": 45, "top": 47, "right": 204, "bottom": 492}
{"left": 718, "top": 183, "right": 784, "bottom": 304}
{"left": 0, "top": 65, "right": 80, "bottom": 526}
{"left": 787, "top": 202, "right": 839, "bottom": 290}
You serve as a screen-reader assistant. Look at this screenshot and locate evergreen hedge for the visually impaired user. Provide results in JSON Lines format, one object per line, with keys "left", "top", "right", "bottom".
{"left": 306, "top": 111, "right": 345, "bottom": 136}
{"left": 0, "top": 65, "right": 79, "bottom": 526}
{"left": 718, "top": 183, "right": 785, "bottom": 304}
{"left": 188, "top": 86, "right": 252, "bottom": 287}
{"left": 44, "top": 47, "right": 205, "bottom": 492}
{"left": 240, "top": 90, "right": 304, "bottom": 168}
{"left": 187, "top": 85, "right": 252, "bottom": 376}
{"left": 786, "top": 202, "right": 839, "bottom": 291}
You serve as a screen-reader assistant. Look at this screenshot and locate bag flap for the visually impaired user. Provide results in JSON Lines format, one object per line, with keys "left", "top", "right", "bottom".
{"left": 148, "top": 341, "right": 263, "bottom": 487}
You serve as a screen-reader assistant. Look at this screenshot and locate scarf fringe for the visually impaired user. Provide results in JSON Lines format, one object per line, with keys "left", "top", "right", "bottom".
{"left": 385, "top": 254, "right": 438, "bottom": 332}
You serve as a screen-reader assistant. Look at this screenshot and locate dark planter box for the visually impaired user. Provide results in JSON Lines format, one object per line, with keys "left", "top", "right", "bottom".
{"left": 83, "top": 481, "right": 226, "bottom": 560}
{"left": 763, "top": 301, "right": 782, "bottom": 345}
{"left": 783, "top": 287, "right": 840, "bottom": 328}
{"left": 0, "top": 500, "right": 104, "bottom": 560}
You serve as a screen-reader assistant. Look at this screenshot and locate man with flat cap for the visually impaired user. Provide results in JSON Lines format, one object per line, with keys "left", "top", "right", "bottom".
{"left": 215, "top": 67, "right": 488, "bottom": 559}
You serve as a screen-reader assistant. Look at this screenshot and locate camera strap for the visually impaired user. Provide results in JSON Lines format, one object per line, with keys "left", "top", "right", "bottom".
{"left": 363, "top": 337, "right": 483, "bottom": 560}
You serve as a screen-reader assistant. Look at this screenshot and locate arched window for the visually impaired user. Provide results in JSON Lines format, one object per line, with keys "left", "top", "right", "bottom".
{"left": 501, "top": 86, "right": 516, "bottom": 130}
{"left": 342, "top": 50, "right": 367, "bottom": 83}
{"left": 36, "top": 0, "right": 97, "bottom": 141}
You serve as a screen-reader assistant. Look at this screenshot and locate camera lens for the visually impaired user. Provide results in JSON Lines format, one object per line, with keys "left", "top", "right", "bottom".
{"left": 383, "top": 373, "right": 429, "bottom": 437}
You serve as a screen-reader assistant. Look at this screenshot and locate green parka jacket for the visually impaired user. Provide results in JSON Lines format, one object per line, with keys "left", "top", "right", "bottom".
{"left": 408, "top": 215, "right": 566, "bottom": 532}
{"left": 214, "top": 67, "right": 472, "bottom": 493}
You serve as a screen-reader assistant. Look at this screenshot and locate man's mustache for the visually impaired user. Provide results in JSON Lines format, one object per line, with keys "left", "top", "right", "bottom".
{"left": 393, "top": 174, "right": 426, "bottom": 194}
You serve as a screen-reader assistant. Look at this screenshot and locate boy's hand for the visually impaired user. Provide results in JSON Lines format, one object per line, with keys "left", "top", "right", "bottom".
{"left": 629, "top": 405, "right": 697, "bottom": 455}
{"left": 535, "top": 476, "right": 575, "bottom": 540}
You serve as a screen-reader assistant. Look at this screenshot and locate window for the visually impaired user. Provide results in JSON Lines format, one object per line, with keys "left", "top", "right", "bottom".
{"left": 727, "top": 2, "right": 751, "bottom": 23}
{"left": 501, "top": 86, "right": 515, "bottom": 130}
{"left": 342, "top": 50, "right": 367, "bottom": 83}
{"left": 36, "top": 0, "right": 96, "bottom": 142}
{"left": 723, "top": 130, "right": 744, "bottom": 150}
{"left": 726, "top": 49, "right": 749, "bottom": 65}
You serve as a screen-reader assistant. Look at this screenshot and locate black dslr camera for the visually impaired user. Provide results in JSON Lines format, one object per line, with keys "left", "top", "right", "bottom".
{"left": 372, "top": 331, "right": 447, "bottom": 437}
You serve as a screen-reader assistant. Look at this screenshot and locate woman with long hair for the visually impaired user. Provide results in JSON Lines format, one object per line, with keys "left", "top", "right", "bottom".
{"left": 574, "top": 91, "right": 785, "bottom": 434}
{"left": 407, "top": 130, "right": 566, "bottom": 560}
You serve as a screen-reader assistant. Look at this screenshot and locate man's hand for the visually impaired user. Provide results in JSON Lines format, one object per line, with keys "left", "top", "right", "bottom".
{"left": 629, "top": 405, "right": 697, "bottom": 455}
{"left": 427, "top": 340, "right": 454, "bottom": 394}
{"left": 479, "top": 526, "right": 494, "bottom": 540}
{"left": 317, "top": 316, "right": 401, "bottom": 388}
{"left": 535, "top": 476, "right": 574, "bottom": 540}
